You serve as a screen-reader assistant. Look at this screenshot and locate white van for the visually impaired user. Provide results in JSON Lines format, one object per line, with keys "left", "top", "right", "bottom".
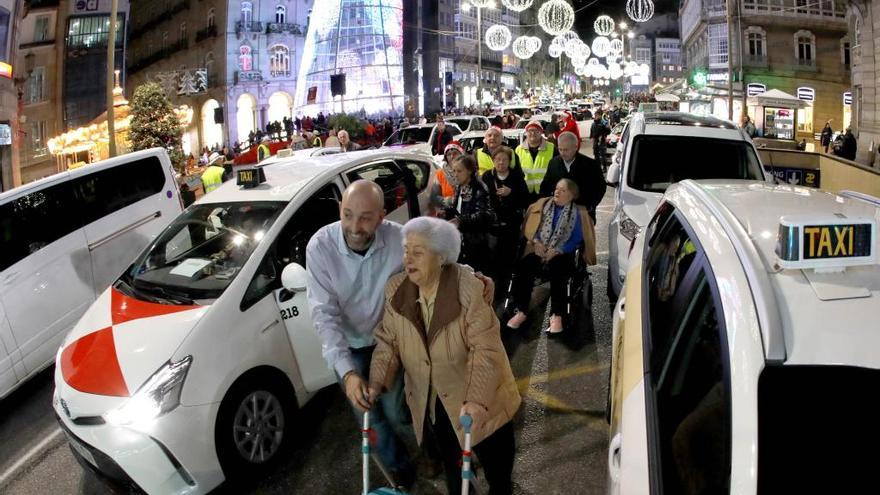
{"left": 0, "top": 148, "right": 182, "bottom": 399}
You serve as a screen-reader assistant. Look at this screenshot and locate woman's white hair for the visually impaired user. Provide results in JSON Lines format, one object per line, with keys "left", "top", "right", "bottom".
{"left": 402, "top": 216, "right": 461, "bottom": 265}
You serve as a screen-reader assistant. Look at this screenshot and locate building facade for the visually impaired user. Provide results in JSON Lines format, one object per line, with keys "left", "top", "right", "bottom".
{"left": 846, "top": 0, "right": 879, "bottom": 166}
{"left": 128, "top": 0, "right": 310, "bottom": 153}
{"left": 0, "top": 0, "right": 19, "bottom": 190}
{"left": 679, "top": 0, "right": 850, "bottom": 147}
{"left": 654, "top": 37, "right": 683, "bottom": 86}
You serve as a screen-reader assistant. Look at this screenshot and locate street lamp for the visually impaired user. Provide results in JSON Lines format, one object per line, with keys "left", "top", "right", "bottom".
{"left": 464, "top": 1, "right": 495, "bottom": 106}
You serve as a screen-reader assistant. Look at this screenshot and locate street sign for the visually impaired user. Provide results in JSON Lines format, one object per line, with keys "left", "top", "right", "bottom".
{"left": 844, "top": 91, "right": 852, "bottom": 105}
{"left": 747, "top": 83, "right": 766, "bottom": 96}
{"left": 796, "top": 87, "right": 815, "bottom": 102}
{"left": 769, "top": 166, "right": 820, "bottom": 188}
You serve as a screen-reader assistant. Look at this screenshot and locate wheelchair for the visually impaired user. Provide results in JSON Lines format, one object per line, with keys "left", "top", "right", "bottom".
{"left": 501, "top": 238, "right": 594, "bottom": 333}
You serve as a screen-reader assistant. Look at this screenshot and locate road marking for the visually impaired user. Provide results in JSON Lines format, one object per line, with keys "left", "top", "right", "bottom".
{"left": 0, "top": 427, "right": 63, "bottom": 487}
{"left": 515, "top": 362, "right": 607, "bottom": 390}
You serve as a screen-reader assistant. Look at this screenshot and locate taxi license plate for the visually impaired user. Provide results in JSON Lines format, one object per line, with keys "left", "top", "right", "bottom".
{"left": 802, "top": 223, "right": 872, "bottom": 260}
{"left": 64, "top": 430, "right": 98, "bottom": 469}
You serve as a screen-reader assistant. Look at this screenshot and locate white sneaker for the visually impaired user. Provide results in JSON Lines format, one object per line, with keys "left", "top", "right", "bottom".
{"left": 506, "top": 311, "right": 527, "bottom": 329}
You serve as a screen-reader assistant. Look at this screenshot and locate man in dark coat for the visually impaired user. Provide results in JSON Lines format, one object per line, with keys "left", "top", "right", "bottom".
{"left": 539, "top": 131, "right": 606, "bottom": 222}
{"left": 430, "top": 117, "right": 456, "bottom": 155}
{"left": 841, "top": 128, "right": 858, "bottom": 160}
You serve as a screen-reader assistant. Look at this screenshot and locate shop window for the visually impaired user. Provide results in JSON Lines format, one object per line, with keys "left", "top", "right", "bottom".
{"left": 797, "top": 106, "right": 813, "bottom": 133}
{"left": 276, "top": 5, "right": 286, "bottom": 24}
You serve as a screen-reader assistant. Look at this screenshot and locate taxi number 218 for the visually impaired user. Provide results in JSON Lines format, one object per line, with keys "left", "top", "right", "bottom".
{"left": 280, "top": 306, "right": 299, "bottom": 320}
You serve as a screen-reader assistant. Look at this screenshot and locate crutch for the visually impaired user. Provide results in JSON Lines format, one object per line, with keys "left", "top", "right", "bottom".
{"left": 460, "top": 414, "right": 474, "bottom": 495}
{"left": 362, "top": 411, "right": 371, "bottom": 495}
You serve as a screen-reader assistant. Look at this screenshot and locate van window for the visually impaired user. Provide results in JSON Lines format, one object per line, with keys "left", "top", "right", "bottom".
{"left": 120, "top": 201, "right": 286, "bottom": 303}
{"left": 627, "top": 136, "right": 763, "bottom": 193}
{"left": 0, "top": 183, "right": 79, "bottom": 271}
{"left": 241, "top": 186, "right": 339, "bottom": 310}
{"left": 72, "top": 155, "right": 167, "bottom": 225}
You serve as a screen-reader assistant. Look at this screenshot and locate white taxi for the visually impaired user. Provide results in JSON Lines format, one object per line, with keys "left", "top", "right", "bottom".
{"left": 53, "top": 149, "right": 437, "bottom": 493}
{"left": 608, "top": 179, "right": 880, "bottom": 494}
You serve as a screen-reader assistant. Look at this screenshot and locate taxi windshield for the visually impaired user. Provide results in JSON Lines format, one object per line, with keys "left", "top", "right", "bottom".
{"left": 118, "top": 202, "right": 285, "bottom": 304}
{"left": 384, "top": 126, "right": 434, "bottom": 145}
{"left": 627, "top": 136, "right": 764, "bottom": 192}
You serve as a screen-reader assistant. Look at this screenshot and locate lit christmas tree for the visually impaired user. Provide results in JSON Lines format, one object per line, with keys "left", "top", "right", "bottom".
{"left": 129, "top": 82, "right": 185, "bottom": 172}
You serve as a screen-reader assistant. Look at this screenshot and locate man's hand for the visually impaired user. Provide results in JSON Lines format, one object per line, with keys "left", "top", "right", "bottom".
{"left": 460, "top": 402, "right": 488, "bottom": 429}
{"left": 473, "top": 272, "right": 495, "bottom": 305}
{"left": 343, "top": 372, "right": 372, "bottom": 412}
{"left": 497, "top": 185, "right": 511, "bottom": 197}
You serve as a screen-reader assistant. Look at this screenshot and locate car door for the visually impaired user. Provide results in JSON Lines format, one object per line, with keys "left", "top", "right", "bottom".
{"left": 240, "top": 184, "right": 342, "bottom": 394}
{"left": 0, "top": 181, "right": 94, "bottom": 375}
{"left": 346, "top": 160, "right": 420, "bottom": 224}
{"left": 0, "top": 303, "right": 21, "bottom": 398}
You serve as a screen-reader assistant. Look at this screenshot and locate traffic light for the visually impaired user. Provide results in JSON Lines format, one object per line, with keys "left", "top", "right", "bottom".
{"left": 691, "top": 69, "right": 708, "bottom": 89}
{"left": 614, "top": 87, "right": 622, "bottom": 96}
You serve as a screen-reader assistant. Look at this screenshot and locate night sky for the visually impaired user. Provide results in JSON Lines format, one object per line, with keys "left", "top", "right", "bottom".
{"left": 571, "top": 0, "right": 679, "bottom": 38}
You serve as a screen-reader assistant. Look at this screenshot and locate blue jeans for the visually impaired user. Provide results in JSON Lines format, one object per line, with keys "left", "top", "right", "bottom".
{"left": 343, "top": 345, "right": 414, "bottom": 477}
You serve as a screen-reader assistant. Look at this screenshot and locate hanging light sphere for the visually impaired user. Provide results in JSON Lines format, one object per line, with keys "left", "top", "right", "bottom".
{"left": 626, "top": 0, "right": 655, "bottom": 23}
{"left": 485, "top": 24, "right": 512, "bottom": 51}
{"left": 593, "top": 15, "right": 615, "bottom": 36}
{"left": 538, "top": 0, "right": 575, "bottom": 36}
{"left": 528, "top": 36, "right": 543, "bottom": 53}
{"left": 548, "top": 44, "right": 563, "bottom": 58}
{"left": 501, "top": 0, "right": 534, "bottom": 12}
{"left": 610, "top": 64, "right": 623, "bottom": 79}
{"left": 575, "top": 65, "right": 587, "bottom": 77}
{"left": 563, "top": 30, "right": 580, "bottom": 42}
{"left": 572, "top": 55, "right": 587, "bottom": 68}
{"left": 587, "top": 57, "right": 601, "bottom": 67}
{"left": 470, "top": 0, "right": 495, "bottom": 7}
{"left": 638, "top": 63, "right": 650, "bottom": 77}
{"left": 576, "top": 43, "right": 591, "bottom": 60}
{"left": 610, "top": 38, "right": 624, "bottom": 55}
{"left": 591, "top": 36, "right": 611, "bottom": 58}
{"left": 512, "top": 36, "right": 534, "bottom": 59}
{"left": 623, "top": 61, "right": 636, "bottom": 76}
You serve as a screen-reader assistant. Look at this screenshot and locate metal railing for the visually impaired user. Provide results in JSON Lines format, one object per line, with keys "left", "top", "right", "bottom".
{"left": 266, "top": 23, "right": 303, "bottom": 35}
{"left": 235, "top": 21, "right": 264, "bottom": 34}
{"left": 742, "top": 0, "right": 845, "bottom": 19}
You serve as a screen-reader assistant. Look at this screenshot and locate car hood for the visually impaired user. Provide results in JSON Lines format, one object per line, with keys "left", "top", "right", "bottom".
{"left": 58, "top": 287, "right": 209, "bottom": 398}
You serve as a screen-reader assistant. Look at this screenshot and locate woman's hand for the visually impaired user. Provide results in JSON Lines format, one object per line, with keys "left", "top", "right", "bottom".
{"left": 544, "top": 247, "right": 560, "bottom": 261}
{"left": 343, "top": 372, "right": 372, "bottom": 412}
{"left": 533, "top": 241, "right": 546, "bottom": 258}
{"left": 497, "top": 185, "right": 511, "bottom": 197}
{"left": 460, "top": 402, "right": 488, "bottom": 429}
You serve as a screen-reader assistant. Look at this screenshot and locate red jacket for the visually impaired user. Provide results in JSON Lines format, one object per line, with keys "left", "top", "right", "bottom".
{"left": 555, "top": 118, "right": 581, "bottom": 142}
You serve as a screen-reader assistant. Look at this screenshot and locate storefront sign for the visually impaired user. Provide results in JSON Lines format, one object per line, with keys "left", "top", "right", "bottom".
{"left": 707, "top": 72, "right": 728, "bottom": 83}
{"left": 0, "top": 62, "right": 11, "bottom": 79}
{"left": 797, "top": 87, "right": 815, "bottom": 102}
{"left": 72, "top": 0, "right": 99, "bottom": 12}
{"left": 0, "top": 124, "right": 11, "bottom": 146}
{"left": 844, "top": 91, "right": 852, "bottom": 105}
{"left": 769, "top": 166, "right": 820, "bottom": 188}
{"left": 747, "top": 83, "right": 766, "bottom": 96}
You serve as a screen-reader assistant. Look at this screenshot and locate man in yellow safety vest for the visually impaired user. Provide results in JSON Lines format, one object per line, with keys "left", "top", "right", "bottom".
{"left": 201, "top": 153, "right": 226, "bottom": 194}
{"left": 476, "top": 126, "right": 518, "bottom": 174}
{"left": 515, "top": 121, "right": 558, "bottom": 197}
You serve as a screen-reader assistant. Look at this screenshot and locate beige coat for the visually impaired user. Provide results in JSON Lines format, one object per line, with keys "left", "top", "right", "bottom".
{"left": 369, "top": 264, "right": 521, "bottom": 449}
{"left": 521, "top": 197, "right": 597, "bottom": 266}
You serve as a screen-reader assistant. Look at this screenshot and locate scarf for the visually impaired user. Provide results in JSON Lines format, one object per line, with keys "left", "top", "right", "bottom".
{"left": 538, "top": 200, "right": 577, "bottom": 251}
{"left": 443, "top": 161, "right": 459, "bottom": 188}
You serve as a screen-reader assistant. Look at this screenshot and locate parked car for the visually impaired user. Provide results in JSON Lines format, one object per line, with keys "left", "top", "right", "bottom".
{"left": 382, "top": 122, "right": 462, "bottom": 147}
{"left": 53, "top": 148, "right": 438, "bottom": 494}
{"left": 444, "top": 115, "right": 492, "bottom": 134}
{"left": 0, "top": 148, "right": 182, "bottom": 400}
{"left": 605, "top": 112, "right": 769, "bottom": 300}
{"left": 608, "top": 180, "right": 880, "bottom": 494}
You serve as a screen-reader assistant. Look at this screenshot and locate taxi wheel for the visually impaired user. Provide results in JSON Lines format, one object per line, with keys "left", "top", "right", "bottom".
{"left": 215, "top": 376, "right": 297, "bottom": 482}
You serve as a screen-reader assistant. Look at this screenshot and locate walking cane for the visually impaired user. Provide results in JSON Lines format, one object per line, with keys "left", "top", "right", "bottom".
{"left": 460, "top": 414, "right": 474, "bottom": 495}
{"left": 362, "top": 411, "right": 371, "bottom": 495}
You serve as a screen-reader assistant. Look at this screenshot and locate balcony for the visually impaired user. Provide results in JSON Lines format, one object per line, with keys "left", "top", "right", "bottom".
{"left": 130, "top": 0, "right": 190, "bottom": 40}
{"left": 743, "top": 54, "right": 768, "bottom": 67}
{"left": 796, "top": 58, "right": 817, "bottom": 71}
{"left": 236, "top": 21, "right": 264, "bottom": 34}
{"left": 236, "top": 70, "right": 263, "bottom": 84}
{"left": 266, "top": 23, "right": 303, "bottom": 35}
{"left": 742, "top": 0, "right": 845, "bottom": 21}
{"left": 195, "top": 25, "right": 217, "bottom": 42}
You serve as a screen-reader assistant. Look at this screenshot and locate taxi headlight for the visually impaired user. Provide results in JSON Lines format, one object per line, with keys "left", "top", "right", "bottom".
{"left": 619, "top": 211, "right": 641, "bottom": 242}
{"left": 104, "top": 356, "right": 192, "bottom": 428}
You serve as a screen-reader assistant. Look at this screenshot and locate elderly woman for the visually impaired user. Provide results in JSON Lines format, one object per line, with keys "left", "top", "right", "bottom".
{"left": 369, "top": 217, "right": 521, "bottom": 495}
{"left": 442, "top": 154, "right": 496, "bottom": 275}
{"left": 481, "top": 145, "right": 530, "bottom": 290}
{"left": 429, "top": 141, "right": 465, "bottom": 213}
{"left": 506, "top": 178, "right": 597, "bottom": 335}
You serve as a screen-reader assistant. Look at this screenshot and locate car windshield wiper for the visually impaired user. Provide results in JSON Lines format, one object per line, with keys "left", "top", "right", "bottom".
{"left": 132, "top": 280, "right": 195, "bottom": 306}
{"left": 115, "top": 277, "right": 170, "bottom": 305}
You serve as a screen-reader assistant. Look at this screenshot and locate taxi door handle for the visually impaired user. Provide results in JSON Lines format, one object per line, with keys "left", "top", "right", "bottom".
{"left": 259, "top": 319, "right": 280, "bottom": 334}
{"left": 608, "top": 432, "right": 622, "bottom": 484}
{"left": 616, "top": 297, "right": 626, "bottom": 321}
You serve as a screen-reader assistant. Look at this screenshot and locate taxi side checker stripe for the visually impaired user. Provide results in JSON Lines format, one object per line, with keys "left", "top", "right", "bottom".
{"left": 680, "top": 180, "right": 786, "bottom": 362}
{"left": 60, "top": 288, "right": 199, "bottom": 397}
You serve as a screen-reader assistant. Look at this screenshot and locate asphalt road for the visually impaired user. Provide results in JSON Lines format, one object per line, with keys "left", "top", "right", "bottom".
{"left": 0, "top": 151, "right": 616, "bottom": 495}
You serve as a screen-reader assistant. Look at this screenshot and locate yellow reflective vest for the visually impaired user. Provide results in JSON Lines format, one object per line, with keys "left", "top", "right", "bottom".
{"left": 476, "top": 148, "right": 494, "bottom": 175}
{"left": 515, "top": 141, "right": 555, "bottom": 194}
{"left": 201, "top": 165, "right": 225, "bottom": 194}
{"left": 257, "top": 144, "right": 271, "bottom": 162}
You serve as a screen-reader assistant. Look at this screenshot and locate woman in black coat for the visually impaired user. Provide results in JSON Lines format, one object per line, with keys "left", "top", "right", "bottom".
{"left": 443, "top": 154, "right": 496, "bottom": 276}
{"left": 481, "top": 146, "right": 530, "bottom": 287}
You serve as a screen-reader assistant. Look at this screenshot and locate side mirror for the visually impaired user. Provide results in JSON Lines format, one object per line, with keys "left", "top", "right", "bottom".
{"left": 281, "top": 263, "right": 308, "bottom": 292}
{"left": 606, "top": 161, "right": 621, "bottom": 187}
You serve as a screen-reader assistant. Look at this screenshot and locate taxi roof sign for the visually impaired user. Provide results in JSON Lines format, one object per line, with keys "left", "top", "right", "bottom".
{"left": 775, "top": 215, "right": 876, "bottom": 270}
{"left": 237, "top": 166, "right": 266, "bottom": 189}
